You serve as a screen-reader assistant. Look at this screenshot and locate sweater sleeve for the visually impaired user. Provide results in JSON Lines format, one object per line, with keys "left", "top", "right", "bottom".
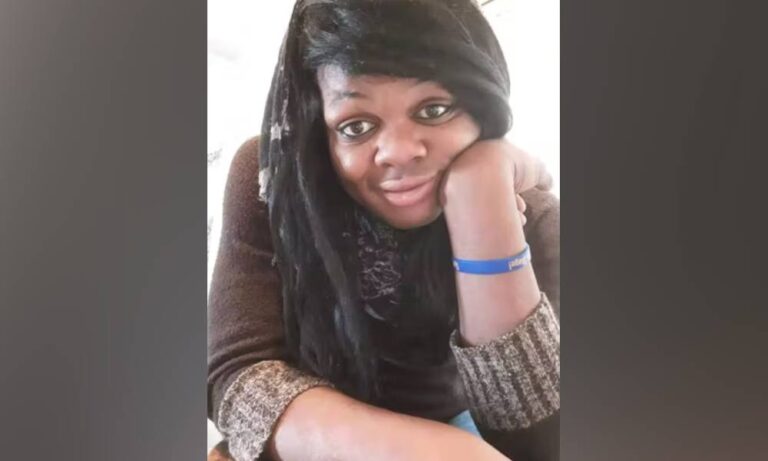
{"left": 207, "top": 137, "right": 332, "bottom": 460}
{"left": 450, "top": 190, "right": 560, "bottom": 461}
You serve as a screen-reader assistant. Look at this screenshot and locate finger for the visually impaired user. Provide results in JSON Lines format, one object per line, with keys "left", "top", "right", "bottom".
{"left": 515, "top": 157, "right": 535, "bottom": 193}
{"left": 516, "top": 194, "right": 527, "bottom": 213}
{"left": 519, "top": 211, "right": 527, "bottom": 227}
{"left": 536, "top": 162, "right": 553, "bottom": 191}
{"left": 514, "top": 149, "right": 543, "bottom": 193}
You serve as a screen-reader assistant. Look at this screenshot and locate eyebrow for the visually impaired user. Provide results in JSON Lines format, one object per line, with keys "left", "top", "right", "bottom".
{"left": 327, "top": 81, "right": 452, "bottom": 110}
{"left": 330, "top": 90, "right": 368, "bottom": 106}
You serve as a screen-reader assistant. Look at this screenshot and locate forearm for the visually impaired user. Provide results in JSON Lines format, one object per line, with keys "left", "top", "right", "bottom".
{"left": 440, "top": 140, "right": 559, "bottom": 458}
{"left": 443, "top": 148, "right": 541, "bottom": 346}
{"left": 267, "top": 387, "right": 508, "bottom": 461}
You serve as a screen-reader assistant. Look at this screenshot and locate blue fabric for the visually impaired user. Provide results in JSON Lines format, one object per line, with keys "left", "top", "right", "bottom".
{"left": 448, "top": 410, "right": 482, "bottom": 437}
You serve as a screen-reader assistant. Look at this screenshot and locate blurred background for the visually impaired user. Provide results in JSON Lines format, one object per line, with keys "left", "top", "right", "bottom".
{"left": 207, "top": 0, "right": 559, "bottom": 449}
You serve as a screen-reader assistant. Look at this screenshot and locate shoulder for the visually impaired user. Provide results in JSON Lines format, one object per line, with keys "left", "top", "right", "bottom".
{"left": 520, "top": 188, "right": 559, "bottom": 227}
{"left": 228, "top": 136, "right": 261, "bottom": 187}
{"left": 222, "top": 136, "right": 264, "bottom": 213}
{"left": 219, "top": 136, "right": 270, "bottom": 242}
{"left": 520, "top": 188, "right": 560, "bottom": 315}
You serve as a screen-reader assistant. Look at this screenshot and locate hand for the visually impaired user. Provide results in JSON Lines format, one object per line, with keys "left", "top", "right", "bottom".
{"left": 511, "top": 142, "right": 553, "bottom": 193}
{"left": 515, "top": 193, "right": 527, "bottom": 227}
{"left": 441, "top": 139, "right": 535, "bottom": 209}
{"left": 456, "top": 139, "right": 552, "bottom": 193}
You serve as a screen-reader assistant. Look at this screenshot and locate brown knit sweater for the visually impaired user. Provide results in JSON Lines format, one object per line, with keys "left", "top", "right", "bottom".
{"left": 208, "top": 137, "right": 560, "bottom": 461}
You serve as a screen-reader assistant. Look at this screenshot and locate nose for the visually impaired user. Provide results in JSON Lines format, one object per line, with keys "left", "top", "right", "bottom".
{"left": 374, "top": 122, "right": 427, "bottom": 168}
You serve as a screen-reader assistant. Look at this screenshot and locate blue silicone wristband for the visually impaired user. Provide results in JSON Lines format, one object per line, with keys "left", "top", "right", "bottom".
{"left": 452, "top": 244, "right": 531, "bottom": 275}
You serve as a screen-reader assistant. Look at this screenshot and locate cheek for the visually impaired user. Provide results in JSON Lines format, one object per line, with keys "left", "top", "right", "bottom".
{"left": 433, "top": 117, "right": 481, "bottom": 160}
{"left": 330, "top": 145, "right": 370, "bottom": 186}
{"left": 455, "top": 116, "right": 482, "bottom": 146}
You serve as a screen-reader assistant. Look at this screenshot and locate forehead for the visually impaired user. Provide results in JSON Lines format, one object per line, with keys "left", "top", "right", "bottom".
{"left": 316, "top": 65, "right": 448, "bottom": 104}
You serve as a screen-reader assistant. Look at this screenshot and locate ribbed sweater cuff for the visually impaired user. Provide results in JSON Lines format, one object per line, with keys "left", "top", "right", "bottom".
{"left": 216, "top": 360, "right": 332, "bottom": 461}
{"left": 450, "top": 293, "right": 560, "bottom": 430}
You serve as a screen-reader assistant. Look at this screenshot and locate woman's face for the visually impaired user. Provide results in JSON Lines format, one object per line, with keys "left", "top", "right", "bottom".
{"left": 317, "top": 65, "right": 481, "bottom": 229}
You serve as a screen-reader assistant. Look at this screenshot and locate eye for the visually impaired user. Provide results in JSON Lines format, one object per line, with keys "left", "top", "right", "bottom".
{"left": 337, "top": 120, "right": 377, "bottom": 139}
{"left": 414, "top": 103, "right": 454, "bottom": 121}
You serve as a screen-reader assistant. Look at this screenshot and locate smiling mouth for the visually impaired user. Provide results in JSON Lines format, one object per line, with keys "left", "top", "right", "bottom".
{"left": 379, "top": 175, "right": 437, "bottom": 207}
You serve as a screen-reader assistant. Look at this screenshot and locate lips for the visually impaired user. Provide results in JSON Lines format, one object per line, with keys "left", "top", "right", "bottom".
{"left": 379, "top": 175, "right": 437, "bottom": 207}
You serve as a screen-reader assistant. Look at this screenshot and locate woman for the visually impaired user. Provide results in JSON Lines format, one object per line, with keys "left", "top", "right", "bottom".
{"left": 208, "top": 1, "right": 559, "bottom": 460}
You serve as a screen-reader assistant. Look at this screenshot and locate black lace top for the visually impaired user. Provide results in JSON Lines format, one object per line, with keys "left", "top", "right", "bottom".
{"left": 354, "top": 209, "right": 467, "bottom": 420}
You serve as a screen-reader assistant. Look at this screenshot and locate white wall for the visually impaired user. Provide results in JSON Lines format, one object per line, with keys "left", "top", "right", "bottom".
{"left": 206, "top": 0, "right": 559, "bottom": 450}
{"left": 485, "top": 0, "right": 560, "bottom": 198}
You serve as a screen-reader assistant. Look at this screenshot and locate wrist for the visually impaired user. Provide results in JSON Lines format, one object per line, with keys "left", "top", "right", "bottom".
{"left": 441, "top": 152, "right": 525, "bottom": 259}
{"left": 443, "top": 189, "right": 526, "bottom": 260}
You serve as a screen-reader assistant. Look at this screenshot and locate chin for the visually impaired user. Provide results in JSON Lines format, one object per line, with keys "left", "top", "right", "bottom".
{"left": 379, "top": 205, "right": 443, "bottom": 230}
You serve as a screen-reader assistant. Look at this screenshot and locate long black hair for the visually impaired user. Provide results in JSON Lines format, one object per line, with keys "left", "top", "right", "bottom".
{"left": 258, "top": 0, "right": 512, "bottom": 401}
